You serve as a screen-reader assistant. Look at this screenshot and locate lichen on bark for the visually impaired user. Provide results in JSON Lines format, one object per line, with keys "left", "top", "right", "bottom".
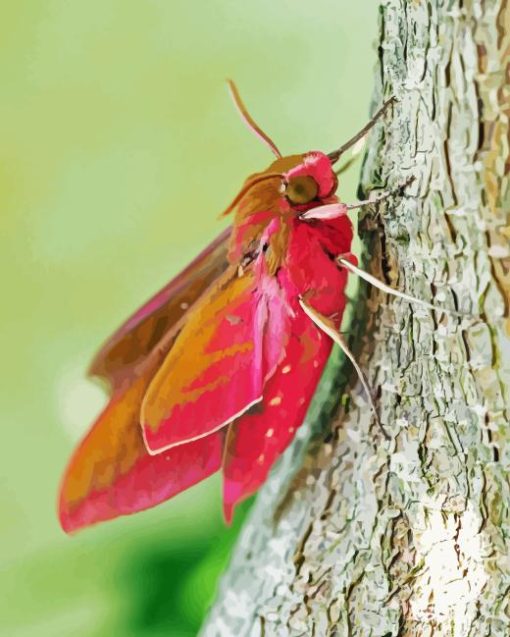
{"left": 201, "top": 1, "right": 510, "bottom": 635}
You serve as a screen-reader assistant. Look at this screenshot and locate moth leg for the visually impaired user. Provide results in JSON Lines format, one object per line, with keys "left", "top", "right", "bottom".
{"left": 346, "top": 191, "right": 394, "bottom": 210}
{"left": 299, "top": 298, "right": 390, "bottom": 440}
{"left": 328, "top": 96, "right": 396, "bottom": 163}
{"left": 346, "top": 177, "right": 415, "bottom": 210}
{"left": 337, "top": 256, "right": 464, "bottom": 318}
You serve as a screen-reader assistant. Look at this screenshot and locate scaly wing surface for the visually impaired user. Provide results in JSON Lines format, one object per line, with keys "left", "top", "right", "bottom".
{"left": 58, "top": 365, "right": 224, "bottom": 533}
{"left": 89, "top": 228, "right": 230, "bottom": 391}
{"left": 141, "top": 263, "right": 294, "bottom": 453}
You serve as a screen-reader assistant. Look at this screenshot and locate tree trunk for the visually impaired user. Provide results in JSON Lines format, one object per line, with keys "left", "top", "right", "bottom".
{"left": 201, "top": 1, "right": 510, "bottom": 635}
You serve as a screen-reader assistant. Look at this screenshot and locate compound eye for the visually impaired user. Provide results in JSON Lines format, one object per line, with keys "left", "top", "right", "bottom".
{"left": 285, "top": 175, "right": 319, "bottom": 205}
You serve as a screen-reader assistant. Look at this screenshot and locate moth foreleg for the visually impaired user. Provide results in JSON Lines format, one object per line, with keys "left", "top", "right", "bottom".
{"left": 299, "top": 298, "right": 390, "bottom": 440}
{"left": 346, "top": 177, "right": 415, "bottom": 210}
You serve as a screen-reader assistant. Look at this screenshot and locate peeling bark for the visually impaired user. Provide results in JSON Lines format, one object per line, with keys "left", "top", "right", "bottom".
{"left": 201, "top": 1, "right": 510, "bottom": 635}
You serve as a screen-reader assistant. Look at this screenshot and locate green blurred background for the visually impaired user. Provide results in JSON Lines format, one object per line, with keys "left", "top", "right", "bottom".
{"left": 0, "top": 2, "right": 377, "bottom": 635}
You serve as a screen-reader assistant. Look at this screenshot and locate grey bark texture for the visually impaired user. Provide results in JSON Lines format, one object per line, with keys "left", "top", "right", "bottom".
{"left": 201, "top": 1, "right": 510, "bottom": 635}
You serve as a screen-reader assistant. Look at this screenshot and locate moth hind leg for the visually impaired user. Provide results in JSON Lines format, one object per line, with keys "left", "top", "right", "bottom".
{"left": 299, "top": 298, "right": 390, "bottom": 440}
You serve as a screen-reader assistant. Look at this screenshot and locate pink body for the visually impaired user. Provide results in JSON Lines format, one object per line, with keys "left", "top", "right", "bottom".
{"left": 223, "top": 209, "right": 353, "bottom": 519}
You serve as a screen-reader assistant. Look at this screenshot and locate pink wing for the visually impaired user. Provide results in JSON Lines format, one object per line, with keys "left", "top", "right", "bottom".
{"left": 141, "top": 267, "right": 292, "bottom": 453}
{"left": 89, "top": 228, "right": 230, "bottom": 390}
{"left": 58, "top": 370, "right": 224, "bottom": 533}
{"left": 222, "top": 300, "right": 333, "bottom": 522}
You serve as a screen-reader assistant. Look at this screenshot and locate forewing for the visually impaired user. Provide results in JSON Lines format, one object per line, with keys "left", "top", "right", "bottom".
{"left": 222, "top": 305, "right": 332, "bottom": 522}
{"left": 89, "top": 228, "right": 230, "bottom": 391}
{"left": 141, "top": 269, "right": 257, "bottom": 452}
{"left": 141, "top": 265, "right": 293, "bottom": 454}
{"left": 58, "top": 368, "right": 224, "bottom": 533}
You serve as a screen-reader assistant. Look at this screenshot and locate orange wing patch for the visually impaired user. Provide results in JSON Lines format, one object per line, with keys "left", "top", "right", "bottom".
{"left": 141, "top": 268, "right": 264, "bottom": 453}
{"left": 59, "top": 367, "right": 224, "bottom": 533}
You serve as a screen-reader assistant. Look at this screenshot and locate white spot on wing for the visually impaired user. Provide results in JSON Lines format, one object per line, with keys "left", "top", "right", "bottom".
{"left": 226, "top": 313, "right": 242, "bottom": 325}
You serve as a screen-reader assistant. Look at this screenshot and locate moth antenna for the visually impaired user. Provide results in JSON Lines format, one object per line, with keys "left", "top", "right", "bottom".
{"left": 337, "top": 257, "right": 466, "bottom": 318}
{"left": 328, "top": 96, "right": 396, "bottom": 164}
{"left": 227, "top": 80, "right": 282, "bottom": 158}
{"left": 299, "top": 298, "right": 390, "bottom": 440}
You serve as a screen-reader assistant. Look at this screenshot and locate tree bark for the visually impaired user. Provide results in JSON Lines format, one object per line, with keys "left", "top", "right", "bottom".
{"left": 201, "top": 1, "right": 510, "bottom": 635}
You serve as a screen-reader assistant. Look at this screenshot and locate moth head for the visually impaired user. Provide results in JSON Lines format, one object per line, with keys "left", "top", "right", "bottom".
{"left": 282, "top": 152, "right": 337, "bottom": 207}
{"left": 226, "top": 81, "right": 338, "bottom": 213}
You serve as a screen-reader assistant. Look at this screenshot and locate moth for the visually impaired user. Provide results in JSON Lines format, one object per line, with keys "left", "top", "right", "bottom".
{"left": 58, "top": 83, "right": 438, "bottom": 533}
